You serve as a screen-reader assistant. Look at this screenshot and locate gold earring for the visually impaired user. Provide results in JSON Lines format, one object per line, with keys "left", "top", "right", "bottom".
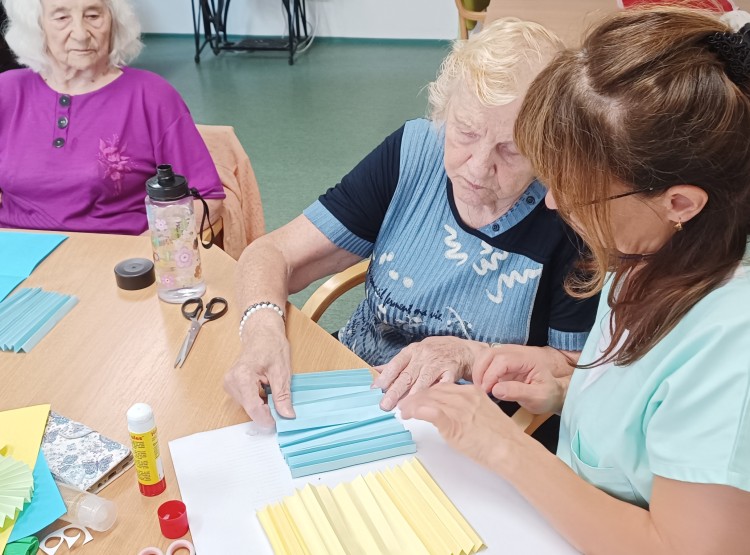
{"left": 674, "top": 220, "right": 683, "bottom": 232}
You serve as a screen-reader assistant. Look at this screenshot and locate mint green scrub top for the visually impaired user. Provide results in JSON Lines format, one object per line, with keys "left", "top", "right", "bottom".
{"left": 557, "top": 254, "right": 750, "bottom": 507}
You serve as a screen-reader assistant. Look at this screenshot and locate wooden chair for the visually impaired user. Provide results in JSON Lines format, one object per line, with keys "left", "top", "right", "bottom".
{"left": 454, "top": 0, "right": 489, "bottom": 39}
{"left": 301, "top": 259, "right": 552, "bottom": 435}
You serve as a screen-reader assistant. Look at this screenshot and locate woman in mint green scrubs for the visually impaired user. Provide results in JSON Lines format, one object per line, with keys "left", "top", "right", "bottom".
{"left": 400, "top": 7, "right": 750, "bottom": 554}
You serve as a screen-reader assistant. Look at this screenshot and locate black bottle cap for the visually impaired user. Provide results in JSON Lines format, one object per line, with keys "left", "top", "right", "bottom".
{"left": 114, "top": 258, "right": 156, "bottom": 290}
{"left": 145, "top": 164, "right": 190, "bottom": 201}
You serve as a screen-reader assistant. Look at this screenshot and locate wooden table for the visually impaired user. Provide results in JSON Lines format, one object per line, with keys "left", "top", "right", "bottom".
{"left": 485, "top": 0, "right": 750, "bottom": 46}
{"left": 0, "top": 230, "right": 366, "bottom": 553}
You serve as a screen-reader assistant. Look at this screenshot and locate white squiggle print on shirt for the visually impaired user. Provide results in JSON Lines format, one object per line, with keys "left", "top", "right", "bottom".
{"left": 472, "top": 241, "right": 510, "bottom": 276}
{"left": 445, "top": 306, "right": 473, "bottom": 339}
{"left": 443, "top": 225, "right": 468, "bottom": 265}
{"left": 486, "top": 268, "right": 543, "bottom": 304}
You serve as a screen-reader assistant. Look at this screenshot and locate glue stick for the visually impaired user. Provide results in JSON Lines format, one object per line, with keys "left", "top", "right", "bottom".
{"left": 127, "top": 403, "right": 166, "bottom": 496}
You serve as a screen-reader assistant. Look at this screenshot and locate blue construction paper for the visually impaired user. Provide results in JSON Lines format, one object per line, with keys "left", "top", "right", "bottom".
{"left": 0, "top": 275, "right": 25, "bottom": 303}
{"left": 8, "top": 451, "right": 66, "bottom": 542}
{"left": 0, "top": 232, "right": 67, "bottom": 277}
{"left": 0, "top": 289, "right": 78, "bottom": 353}
{"left": 283, "top": 385, "right": 373, "bottom": 405}
{"left": 277, "top": 414, "right": 395, "bottom": 448}
{"left": 264, "top": 370, "right": 374, "bottom": 396}
{"left": 270, "top": 389, "right": 382, "bottom": 416}
{"left": 287, "top": 377, "right": 374, "bottom": 391}
{"left": 5, "top": 294, "right": 68, "bottom": 348}
{"left": 0, "top": 289, "right": 39, "bottom": 323}
{"left": 289, "top": 443, "right": 418, "bottom": 478}
{"left": 287, "top": 432, "right": 414, "bottom": 467}
{"left": 273, "top": 403, "right": 388, "bottom": 433}
{"left": 20, "top": 296, "right": 78, "bottom": 352}
{"left": 281, "top": 423, "right": 410, "bottom": 458}
{"left": 290, "top": 369, "right": 372, "bottom": 383}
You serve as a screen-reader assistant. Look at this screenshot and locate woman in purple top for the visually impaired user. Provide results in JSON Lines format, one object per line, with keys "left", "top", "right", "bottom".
{"left": 0, "top": 0, "right": 225, "bottom": 235}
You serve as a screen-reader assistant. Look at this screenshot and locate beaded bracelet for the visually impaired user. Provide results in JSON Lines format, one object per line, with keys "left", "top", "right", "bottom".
{"left": 239, "top": 302, "right": 285, "bottom": 339}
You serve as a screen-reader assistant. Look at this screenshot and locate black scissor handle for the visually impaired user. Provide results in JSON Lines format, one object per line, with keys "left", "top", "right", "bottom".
{"left": 204, "top": 297, "right": 228, "bottom": 320}
{"left": 181, "top": 298, "right": 204, "bottom": 320}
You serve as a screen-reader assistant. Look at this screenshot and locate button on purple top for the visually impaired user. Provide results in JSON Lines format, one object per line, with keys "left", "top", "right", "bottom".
{"left": 0, "top": 67, "right": 225, "bottom": 234}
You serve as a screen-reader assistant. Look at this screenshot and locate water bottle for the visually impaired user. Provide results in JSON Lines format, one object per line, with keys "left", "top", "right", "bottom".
{"left": 145, "top": 164, "right": 206, "bottom": 303}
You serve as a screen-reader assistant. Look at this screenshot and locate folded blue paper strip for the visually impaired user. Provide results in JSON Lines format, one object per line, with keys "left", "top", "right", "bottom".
{"left": 0, "top": 232, "right": 67, "bottom": 301}
{"left": 0, "top": 288, "right": 78, "bottom": 353}
{"left": 269, "top": 370, "right": 417, "bottom": 478}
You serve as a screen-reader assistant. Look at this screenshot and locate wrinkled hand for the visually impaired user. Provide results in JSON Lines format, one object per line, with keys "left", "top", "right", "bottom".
{"left": 472, "top": 345, "right": 568, "bottom": 415}
{"left": 399, "top": 383, "right": 523, "bottom": 470}
{"left": 223, "top": 315, "right": 295, "bottom": 428}
{"left": 372, "top": 336, "right": 483, "bottom": 411}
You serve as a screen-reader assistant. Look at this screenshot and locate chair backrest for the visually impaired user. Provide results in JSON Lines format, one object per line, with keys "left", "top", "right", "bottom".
{"left": 454, "top": 0, "right": 489, "bottom": 39}
{"left": 196, "top": 124, "right": 265, "bottom": 260}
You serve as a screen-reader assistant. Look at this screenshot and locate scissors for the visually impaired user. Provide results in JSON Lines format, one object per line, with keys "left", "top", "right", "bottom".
{"left": 138, "top": 539, "right": 195, "bottom": 555}
{"left": 174, "top": 296, "right": 228, "bottom": 368}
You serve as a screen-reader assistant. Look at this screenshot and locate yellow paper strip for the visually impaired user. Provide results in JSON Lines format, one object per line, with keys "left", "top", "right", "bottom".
{"left": 258, "top": 506, "right": 291, "bottom": 555}
{"left": 348, "top": 475, "right": 401, "bottom": 554}
{"left": 298, "top": 484, "right": 347, "bottom": 555}
{"left": 385, "top": 466, "right": 461, "bottom": 554}
{"left": 377, "top": 469, "right": 444, "bottom": 555}
{"left": 314, "top": 485, "right": 361, "bottom": 555}
{"left": 409, "top": 459, "right": 485, "bottom": 552}
{"left": 332, "top": 483, "right": 383, "bottom": 554}
{"left": 402, "top": 459, "right": 476, "bottom": 554}
{"left": 269, "top": 502, "right": 310, "bottom": 555}
{"left": 363, "top": 472, "right": 431, "bottom": 555}
{"left": 283, "top": 490, "right": 329, "bottom": 554}
{"left": 0, "top": 404, "right": 51, "bottom": 551}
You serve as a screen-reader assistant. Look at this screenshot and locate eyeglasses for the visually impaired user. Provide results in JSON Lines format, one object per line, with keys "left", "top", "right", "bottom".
{"left": 582, "top": 186, "right": 660, "bottom": 206}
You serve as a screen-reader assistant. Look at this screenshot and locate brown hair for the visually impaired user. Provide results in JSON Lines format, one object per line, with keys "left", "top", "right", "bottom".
{"left": 515, "top": 6, "right": 750, "bottom": 366}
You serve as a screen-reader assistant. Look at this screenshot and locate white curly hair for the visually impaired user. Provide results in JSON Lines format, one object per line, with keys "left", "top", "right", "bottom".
{"left": 1, "top": 0, "right": 143, "bottom": 74}
{"left": 428, "top": 17, "right": 564, "bottom": 122}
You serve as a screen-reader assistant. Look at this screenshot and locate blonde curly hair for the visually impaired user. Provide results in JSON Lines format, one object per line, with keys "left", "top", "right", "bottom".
{"left": 428, "top": 17, "right": 564, "bottom": 122}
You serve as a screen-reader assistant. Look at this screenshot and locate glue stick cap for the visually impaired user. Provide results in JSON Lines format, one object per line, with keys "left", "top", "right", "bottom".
{"left": 127, "top": 403, "right": 155, "bottom": 433}
{"left": 158, "top": 500, "right": 189, "bottom": 539}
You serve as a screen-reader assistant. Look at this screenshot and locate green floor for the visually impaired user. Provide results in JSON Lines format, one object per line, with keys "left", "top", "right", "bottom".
{"left": 133, "top": 35, "right": 449, "bottom": 331}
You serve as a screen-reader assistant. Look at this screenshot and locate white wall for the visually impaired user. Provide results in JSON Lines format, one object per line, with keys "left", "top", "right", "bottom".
{"left": 132, "top": 0, "right": 458, "bottom": 40}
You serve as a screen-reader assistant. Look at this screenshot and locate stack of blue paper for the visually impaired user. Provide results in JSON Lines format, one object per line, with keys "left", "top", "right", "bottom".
{"left": 0, "top": 288, "right": 78, "bottom": 353}
{"left": 0, "top": 232, "right": 67, "bottom": 301}
{"left": 269, "top": 369, "right": 417, "bottom": 478}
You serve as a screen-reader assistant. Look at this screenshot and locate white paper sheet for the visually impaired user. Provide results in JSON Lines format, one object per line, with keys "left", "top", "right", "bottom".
{"left": 169, "top": 417, "right": 578, "bottom": 555}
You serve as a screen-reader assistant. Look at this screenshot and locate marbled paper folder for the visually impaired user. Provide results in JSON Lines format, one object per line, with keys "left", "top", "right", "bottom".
{"left": 41, "top": 412, "right": 133, "bottom": 493}
{"left": 270, "top": 370, "right": 416, "bottom": 478}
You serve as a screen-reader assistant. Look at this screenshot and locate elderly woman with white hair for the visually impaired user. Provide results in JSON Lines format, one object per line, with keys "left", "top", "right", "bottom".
{"left": 0, "top": 0, "right": 224, "bottom": 234}
{"left": 225, "top": 18, "right": 599, "bottom": 442}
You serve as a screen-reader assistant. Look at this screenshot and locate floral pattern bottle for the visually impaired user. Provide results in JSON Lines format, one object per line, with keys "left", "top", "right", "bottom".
{"left": 145, "top": 164, "right": 206, "bottom": 303}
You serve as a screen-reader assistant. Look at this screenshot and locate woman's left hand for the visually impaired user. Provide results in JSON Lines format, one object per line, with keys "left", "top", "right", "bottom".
{"left": 372, "top": 337, "right": 485, "bottom": 411}
{"left": 398, "top": 383, "right": 523, "bottom": 471}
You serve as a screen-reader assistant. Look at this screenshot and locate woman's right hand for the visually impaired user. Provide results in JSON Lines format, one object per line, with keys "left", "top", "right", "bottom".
{"left": 223, "top": 312, "right": 295, "bottom": 428}
{"left": 472, "top": 345, "right": 570, "bottom": 415}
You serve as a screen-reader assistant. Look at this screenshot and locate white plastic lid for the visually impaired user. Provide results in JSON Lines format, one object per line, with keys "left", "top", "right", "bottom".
{"left": 127, "top": 403, "right": 155, "bottom": 433}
